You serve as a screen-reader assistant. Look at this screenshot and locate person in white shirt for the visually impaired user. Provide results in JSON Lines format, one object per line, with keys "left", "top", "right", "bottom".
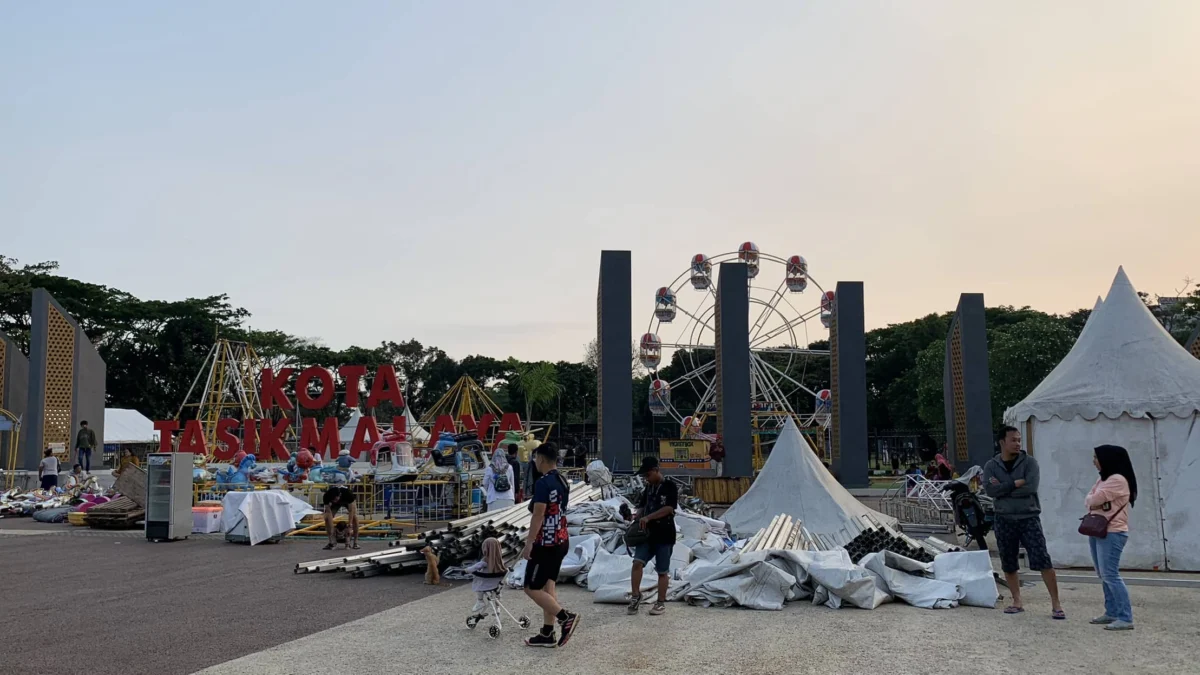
{"left": 39, "top": 449, "right": 60, "bottom": 490}
{"left": 66, "top": 464, "right": 86, "bottom": 488}
{"left": 484, "top": 448, "right": 515, "bottom": 511}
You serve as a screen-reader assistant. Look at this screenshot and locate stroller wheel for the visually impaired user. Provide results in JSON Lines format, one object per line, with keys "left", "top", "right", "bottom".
{"left": 518, "top": 616, "right": 531, "bottom": 630}
{"left": 466, "top": 616, "right": 480, "bottom": 629}
{"left": 488, "top": 625, "right": 500, "bottom": 639}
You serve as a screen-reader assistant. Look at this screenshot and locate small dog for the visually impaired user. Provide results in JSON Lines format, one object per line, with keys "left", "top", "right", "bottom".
{"left": 421, "top": 546, "right": 441, "bottom": 585}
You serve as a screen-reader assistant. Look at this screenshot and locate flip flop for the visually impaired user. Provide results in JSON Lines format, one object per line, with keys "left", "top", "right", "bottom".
{"left": 1003, "top": 606, "right": 1025, "bottom": 614}
{"left": 1052, "top": 609, "right": 1066, "bottom": 620}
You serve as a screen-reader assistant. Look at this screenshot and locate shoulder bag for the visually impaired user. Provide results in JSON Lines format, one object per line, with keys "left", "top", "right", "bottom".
{"left": 1078, "top": 501, "right": 1126, "bottom": 539}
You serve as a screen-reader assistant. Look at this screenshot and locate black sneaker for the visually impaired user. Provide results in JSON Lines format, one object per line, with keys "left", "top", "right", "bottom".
{"left": 322, "top": 543, "right": 335, "bottom": 550}
{"left": 626, "top": 594, "right": 643, "bottom": 615}
{"left": 557, "top": 611, "right": 580, "bottom": 647}
{"left": 524, "top": 632, "right": 557, "bottom": 648}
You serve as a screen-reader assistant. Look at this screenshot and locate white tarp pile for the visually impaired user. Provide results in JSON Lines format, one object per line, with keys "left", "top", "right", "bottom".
{"left": 221, "top": 490, "right": 320, "bottom": 545}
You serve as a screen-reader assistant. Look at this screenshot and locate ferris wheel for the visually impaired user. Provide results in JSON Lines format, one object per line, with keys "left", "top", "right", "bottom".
{"left": 640, "top": 242, "right": 832, "bottom": 441}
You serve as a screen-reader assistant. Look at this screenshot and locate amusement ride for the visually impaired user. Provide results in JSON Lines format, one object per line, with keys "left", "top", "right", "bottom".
{"left": 641, "top": 243, "right": 833, "bottom": 459}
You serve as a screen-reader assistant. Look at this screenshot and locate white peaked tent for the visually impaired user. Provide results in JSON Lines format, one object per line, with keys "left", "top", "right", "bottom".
{"left": 723, "top": 418, "right": 897, "bottom": 537}
{"left": 339, "top": 409, "right": 430, "bottom": 446}
{"left": 1006, "top": 267, "right": 1200, "bottom": 571}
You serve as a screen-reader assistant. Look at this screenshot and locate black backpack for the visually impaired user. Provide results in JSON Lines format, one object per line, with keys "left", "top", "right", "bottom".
{"left": 493, "top": 468, "right": 511, "bottom": 493}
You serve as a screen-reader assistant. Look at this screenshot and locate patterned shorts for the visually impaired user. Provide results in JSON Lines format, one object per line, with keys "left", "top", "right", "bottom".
{"left": 994, "top": 516, "right": 1053, "bottom": 573}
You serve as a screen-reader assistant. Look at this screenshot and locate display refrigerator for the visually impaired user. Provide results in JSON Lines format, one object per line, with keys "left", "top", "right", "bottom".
{"left": 146, "top": 452, "right": 193, "bottom": 542}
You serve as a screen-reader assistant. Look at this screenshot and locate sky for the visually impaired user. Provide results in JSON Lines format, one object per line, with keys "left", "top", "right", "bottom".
{"left": 3, "top": 1, "right": 1198, "bottom": 363}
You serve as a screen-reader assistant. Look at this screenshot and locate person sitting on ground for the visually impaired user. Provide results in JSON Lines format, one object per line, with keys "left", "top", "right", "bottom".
{"left": 66, "top": 464, "right": 86, "bottom": 489}
{"left": 627, "top": 456, "right": 678, "bottom": 617}
{"left": 38, "top": 449, "right": 60, "bottom": 490}
{"left": 322, "top": 485, "right": 359, "bottom": 550}
{"left": 521, "top": 443, "right": 580, "bottom": 648}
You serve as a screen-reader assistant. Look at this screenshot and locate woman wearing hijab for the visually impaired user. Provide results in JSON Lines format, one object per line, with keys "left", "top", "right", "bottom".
{"left": 1086, "top": 444, "right": 1137, "bottom": 631}
{"left": 935, "top": 454, "right": 954, "bottom": 481}
{"left": 484, "top": 448, "right": 516, "bottom": 512}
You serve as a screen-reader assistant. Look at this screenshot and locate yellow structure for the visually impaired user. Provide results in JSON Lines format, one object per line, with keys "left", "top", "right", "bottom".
{"left": 417, "top": 375, "right": 554, "bottom": 446}
{"left": 1, "top": 408, "right": 19, "bottom": 490}
{"left": 176, "top": 339, "right": 270, "bottom": 462}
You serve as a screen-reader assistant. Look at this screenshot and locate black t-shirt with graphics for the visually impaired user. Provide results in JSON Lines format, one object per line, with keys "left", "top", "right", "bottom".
{"left": 639, "top": 480, "right": 678, "bottom": 545}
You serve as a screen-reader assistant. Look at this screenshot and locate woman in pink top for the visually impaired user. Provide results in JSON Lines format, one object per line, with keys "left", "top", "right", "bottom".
{"left": 1085, "top": 444, "right": 1138, "bottom": 631}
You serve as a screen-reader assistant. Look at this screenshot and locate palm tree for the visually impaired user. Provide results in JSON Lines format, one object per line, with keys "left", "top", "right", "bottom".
{"left": 509, "top": 360, "right": 561, "bottom": 423}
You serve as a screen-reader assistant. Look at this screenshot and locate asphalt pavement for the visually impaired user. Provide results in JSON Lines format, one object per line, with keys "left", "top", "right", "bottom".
{"left": 0, "top": 526, "right": 451, "bottom": 675}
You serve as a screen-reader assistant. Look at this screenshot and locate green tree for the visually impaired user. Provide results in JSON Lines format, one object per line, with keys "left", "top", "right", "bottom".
{"left": 508, "top": 359, "right": 561, "bottom": 423}
{"left": 987, "top": 317, "right": 1077, "bottom": 426}
{"left": 913, "top": 339, "right": 946, "bottom": 427}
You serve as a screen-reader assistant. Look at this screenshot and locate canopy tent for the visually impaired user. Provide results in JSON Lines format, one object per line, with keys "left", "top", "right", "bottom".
{"left": 723, "top": 417, "right": 897, "bottom": 538}
{"left": 103, "top": 408, "right": 158, "bottom": 444}
{"left": 1006, "top": 267, "right": 1200, "bottom": 571}
{"left": 339, "top": 409, "right": 430, "bottom": 446}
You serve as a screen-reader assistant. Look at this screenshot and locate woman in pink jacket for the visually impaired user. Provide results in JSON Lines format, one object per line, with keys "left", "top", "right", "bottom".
{"left": 1086, "top": 444, "right": 1137, "bottom": 631}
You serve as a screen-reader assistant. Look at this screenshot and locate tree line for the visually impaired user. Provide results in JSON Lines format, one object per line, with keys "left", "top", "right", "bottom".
{"left": 2, "top": 255, "right": 1196, "bottom": 438}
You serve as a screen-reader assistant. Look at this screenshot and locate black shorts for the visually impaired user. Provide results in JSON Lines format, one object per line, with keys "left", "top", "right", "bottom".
{"left": 994, "top": 516, "right": 1053, "bottom": 573}
{"left": 524, "top": 543, "right": 569, "bottom": 591}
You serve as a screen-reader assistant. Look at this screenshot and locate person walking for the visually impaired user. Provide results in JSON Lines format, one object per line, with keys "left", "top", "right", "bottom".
{"left": 38, "top": 449, "right": 60, "bottom": 490}
{"left": 484, "top": 448, "right": 516, "bottom": 512}
{"left": 627, "top": 457, "right": 678, "bottom": 616}
{"left": 1086, "top": 444, "right": 1137, "bottom": 631}
{"left": 521, "top": 444, "right": 580, "bottom": 648}
{"left": 75, "top": 420, "right": 97, "bottom": 473}
{"left": 505, "top": 443, "right": 524, "bottom": 503}
{"left": 708, "top": 437, "right": 725, "bottom": 477}
{"left": 984, "top": 425, "right": 1065, "bottom": 619}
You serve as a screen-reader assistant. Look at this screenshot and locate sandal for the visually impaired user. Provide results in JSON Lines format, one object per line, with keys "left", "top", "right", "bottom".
{"left": 1052, "top": 609, "right": 1066, "bottom": 620}
{"left": 322, "top": 543, "right": 335, "bottom": 550}
{"left": 1003, "top": 606, "right": 1024, "bottom": 614}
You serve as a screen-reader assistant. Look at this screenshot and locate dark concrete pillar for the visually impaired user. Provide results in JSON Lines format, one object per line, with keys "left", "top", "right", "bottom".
{"left": 22, "top": 289, "right": 106, "bottom": 470}
{"left": 945, "top": 293, "right": 994, "bottom": 471}
{"left": 830, "top": 281, "right": 868, "bottom": 488}
{"left": 716, "top": 263, "right": 753, "bottom": 477}
{"left": 597, "top": 251, "right": 633, "bottom": 471}
{"left": 0, "top": 329, "right": 30, "bottom": 472}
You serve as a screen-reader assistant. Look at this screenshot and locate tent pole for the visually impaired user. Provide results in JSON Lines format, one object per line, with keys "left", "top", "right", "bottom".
{"left": 1150, "top": 416, "right": 1170, "bottom": 570}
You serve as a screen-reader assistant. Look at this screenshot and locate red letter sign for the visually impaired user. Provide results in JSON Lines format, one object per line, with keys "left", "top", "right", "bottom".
{"left": 153, "top": 420, "right": 179, "bottom": 452}
{"left": 339, "top": 365, "right": 367, "bottom": 409}
{"left": 300, "top": 417, "right": 341, "bottom": 457}
{"left": 260, "top": 368, "right": 295, "bottom": 410}
{"left": 349, "top": 415, "right": 381, "bottom": 458}
{"left": 214, "top": 419, "right": 240, "bottom": 461}
{"left": 429, "top": 414, "right": 457, "bottom": 447}
{"left": 366, "top": 365, "right": 405, "bottom": 409}
{"left": 258, "top": 417, "right": 292, "bottom": 461}
{"left": 295, "top": 366, "right": 335, "bottom": 410}
{"left": 179, "top": 419, "right": 207, "bottom": 455}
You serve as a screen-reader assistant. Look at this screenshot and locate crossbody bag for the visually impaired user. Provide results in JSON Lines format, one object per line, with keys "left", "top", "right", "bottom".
{"left": 1078, "top": 501, "right": 1126, "bottom": 539}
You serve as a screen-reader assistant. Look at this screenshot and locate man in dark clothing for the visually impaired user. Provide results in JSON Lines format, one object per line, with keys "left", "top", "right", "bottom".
{"left": 505, "top": 443, "right": 523, "bottom": 502}
{"left": 627, "top": 456, "right": 678, "bottom": 616}
{"left": 521, "top": 443, "right": 580, "bottom": 648}
{"left": 708, "top": 437, "right": 725, "bottom": 476}
{"left": 75, "top": 420, "right": 97, "bottom": 473}
{"left": 322, "top": 485, "right": 359, "bottom": 550}
{"left": 983, "top": 425, "right": 1064, "bottom": 619}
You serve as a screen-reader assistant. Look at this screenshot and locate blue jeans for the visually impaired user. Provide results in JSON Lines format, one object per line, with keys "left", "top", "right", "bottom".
{"left": 77, "top": 447, "right": 91, "bottom": 472}
{"left": 633, "top": 542, "right": 674, "bottom": 575}
{"left": 1089, "top": 533, "right": 1133, "bottom": 623}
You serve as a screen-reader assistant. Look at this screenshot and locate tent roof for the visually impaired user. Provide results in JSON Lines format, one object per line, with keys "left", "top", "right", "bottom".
{"left": 722, "top": 418, "right": 896, "bottom": 538}
{"left": 339, "top": 409, "right": 430, "bottom": 443}
{"left": 104, "top": 408, "right": 158, "bottom": 444}
{"left": 1006, "top": 267, "right": 1200, "bottom": 423}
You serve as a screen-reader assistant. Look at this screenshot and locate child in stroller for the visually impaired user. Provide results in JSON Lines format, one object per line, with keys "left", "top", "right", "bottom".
{"left": 465, "top": 538, "right": 531, "bottom": 638}
{"left": 943, "top": 481, "right": 992, "bottom": 551}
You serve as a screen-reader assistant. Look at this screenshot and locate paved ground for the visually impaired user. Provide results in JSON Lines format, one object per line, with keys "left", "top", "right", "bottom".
{"left": 199, "top": 580, "right": 1200, "bottom": 675}
{"left": 0, "top": 525, "right": 451, "bottom": 675}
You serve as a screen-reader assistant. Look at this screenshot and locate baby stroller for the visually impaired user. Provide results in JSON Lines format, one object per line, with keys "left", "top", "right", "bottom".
{"left": 943, "top": 481, "right": 992, "bottom": 551}
{"left": 465, "top": 578, "right": 532, "bottom": 639}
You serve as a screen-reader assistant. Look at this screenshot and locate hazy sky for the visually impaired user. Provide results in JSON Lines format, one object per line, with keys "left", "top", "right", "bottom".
{"left": 4, "top": 2, "right": 1198, "bottom": 362}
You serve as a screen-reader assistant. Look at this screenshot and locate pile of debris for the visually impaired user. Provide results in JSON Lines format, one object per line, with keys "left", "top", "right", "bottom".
{"left": 296, "top": 481, "right": 605, "bottom": 578}
{"left": 87, "top": 466, "right": 147, "bottom": 530}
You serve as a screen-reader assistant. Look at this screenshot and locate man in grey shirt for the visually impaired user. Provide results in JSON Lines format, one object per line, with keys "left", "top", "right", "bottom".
{"left": 983, "top": 425, "right": 1064, "bottom": 619}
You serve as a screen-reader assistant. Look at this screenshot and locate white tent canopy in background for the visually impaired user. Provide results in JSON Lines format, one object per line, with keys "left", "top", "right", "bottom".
{"left": 1005, "top": 267, "right": 1200, "bottom": 571}
{"left": 103, "top": 408, "right": 158, "bottom": 444}
{"left": 723, "top": 418, "right": 897, "bottom": 538}
{"left": 339, "top": 409, "right": 430, "bottom": 446}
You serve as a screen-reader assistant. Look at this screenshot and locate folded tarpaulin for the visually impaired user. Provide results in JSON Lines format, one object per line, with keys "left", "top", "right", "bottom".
{"left": 221, "top": 490, "right": 319, "bottom": 545}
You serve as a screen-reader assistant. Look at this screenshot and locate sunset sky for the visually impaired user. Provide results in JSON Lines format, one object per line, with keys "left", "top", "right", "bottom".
{"left": 4, "top": 1, "right": 1197, "bottom": 361}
